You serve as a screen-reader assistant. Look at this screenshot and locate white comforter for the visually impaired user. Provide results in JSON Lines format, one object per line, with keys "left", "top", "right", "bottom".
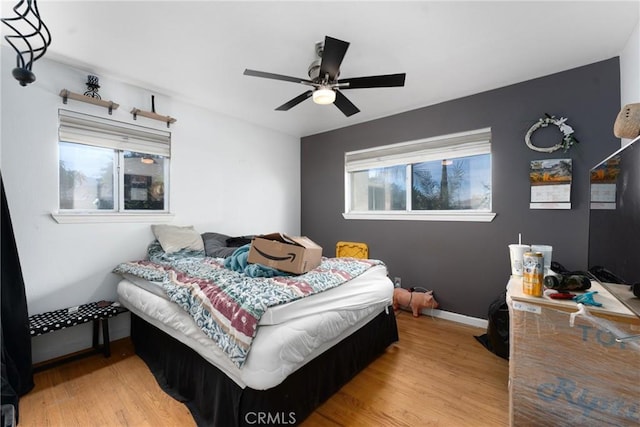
{"left": 117, "top": 264, "right": 393, "bottom": 390}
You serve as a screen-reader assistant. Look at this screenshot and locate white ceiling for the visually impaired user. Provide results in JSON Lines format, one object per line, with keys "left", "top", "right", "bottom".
{"left": 5, "top": 1, "right": 640, "bottom": 137}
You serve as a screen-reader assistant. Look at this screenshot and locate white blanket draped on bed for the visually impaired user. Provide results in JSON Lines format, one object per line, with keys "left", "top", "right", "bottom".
{"left": 114, "top": 244, "right": 389, "bottom": 367}
{"left": 117, "top": 261, "right": 393, "bottom": 389}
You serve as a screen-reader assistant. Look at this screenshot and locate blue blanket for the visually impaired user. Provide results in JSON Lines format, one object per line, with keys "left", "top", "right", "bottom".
{"left": 223, "top": 244, "right": 290, "bottom": 278}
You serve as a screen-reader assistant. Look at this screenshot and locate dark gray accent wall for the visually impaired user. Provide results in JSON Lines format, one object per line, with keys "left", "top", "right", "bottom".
{"left": 301, "top": 58, "right": 621, "bottom": 319}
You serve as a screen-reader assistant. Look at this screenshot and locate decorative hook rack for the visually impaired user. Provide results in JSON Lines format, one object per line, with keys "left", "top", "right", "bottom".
{"left": 130, "top": 95, "right": 176, "bottom": 128}
{"left": 59, "top": 89, "right": 119, "bottom": 115}
{"left": 130, "top": 107, "right": 177, "bottom": 128}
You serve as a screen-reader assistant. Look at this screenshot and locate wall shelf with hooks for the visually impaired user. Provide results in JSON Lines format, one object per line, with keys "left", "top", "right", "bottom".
{"left": 130, "top": 108, "right": 177, "bottom": 128}
{"left": 59, "top": 89, "right": 119, "bottom": 114}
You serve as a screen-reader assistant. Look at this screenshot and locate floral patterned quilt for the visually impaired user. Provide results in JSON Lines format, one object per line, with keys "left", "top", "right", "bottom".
{"left": 114, "top": 242, "right": 385, "bottom": 367}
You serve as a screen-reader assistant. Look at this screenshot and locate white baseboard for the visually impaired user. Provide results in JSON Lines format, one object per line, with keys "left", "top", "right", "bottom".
{"left": 419, "top": 308, "right": 488, "bottom": 329}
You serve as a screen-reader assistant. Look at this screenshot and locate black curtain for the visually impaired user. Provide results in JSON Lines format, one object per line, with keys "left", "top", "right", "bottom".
{"left": 1, "top": 173, "right": 34, "bottom": 423}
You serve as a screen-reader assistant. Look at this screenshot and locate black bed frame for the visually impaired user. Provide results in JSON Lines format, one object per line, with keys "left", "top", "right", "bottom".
{"left": 131, "top": 308, "right": 398, "bottom": 426}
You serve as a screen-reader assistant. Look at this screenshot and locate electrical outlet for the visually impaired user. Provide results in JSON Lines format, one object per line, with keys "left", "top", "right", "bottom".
{"left": 394, "top": 277, "right": 401, "bottom": 288}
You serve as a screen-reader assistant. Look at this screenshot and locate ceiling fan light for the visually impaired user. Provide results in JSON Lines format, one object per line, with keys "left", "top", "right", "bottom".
{"left": 313, "top": 88, "right": 336, "bottom": 105}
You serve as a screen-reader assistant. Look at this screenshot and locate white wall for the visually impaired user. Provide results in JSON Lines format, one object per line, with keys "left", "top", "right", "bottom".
{"left": 619, "top": 19, "right": 640, "bottom": 147}
{"left": 1, "top": 48, "right": 300, "bottom": 363}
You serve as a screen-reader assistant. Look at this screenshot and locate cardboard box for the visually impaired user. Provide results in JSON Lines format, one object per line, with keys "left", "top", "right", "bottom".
{"left": 247, "top": 233, "right": 323, "bottom": 274}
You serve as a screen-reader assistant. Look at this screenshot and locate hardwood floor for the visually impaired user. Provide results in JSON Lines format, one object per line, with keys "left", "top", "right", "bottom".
{"left": 18, "top": 311, "right": 509, "bottom": 426}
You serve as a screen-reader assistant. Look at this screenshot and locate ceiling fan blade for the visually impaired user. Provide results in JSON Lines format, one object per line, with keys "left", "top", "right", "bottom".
{"left": 244, "top": 69, "right": 313, "bottom": 85}
{"left": 275, "top": 90, "right": 313, "bottom": 111}
{"left": 340, "top": 73, "right": 406, "bottom": 89}
{"left": 334, "top": 91, "right": 360, "bottom": 117}
{"left": 319, "top": 36, "right": 350, "bottom": 81}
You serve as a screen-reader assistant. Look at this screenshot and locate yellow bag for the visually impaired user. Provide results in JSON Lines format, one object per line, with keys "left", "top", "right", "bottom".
{"left": 335, "top": 241, "right": 368, "bottom": 259}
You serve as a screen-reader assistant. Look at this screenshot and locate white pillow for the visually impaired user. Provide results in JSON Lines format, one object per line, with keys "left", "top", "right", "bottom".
{"left": 151, "top": 224, "right": 204, "bottom": 253}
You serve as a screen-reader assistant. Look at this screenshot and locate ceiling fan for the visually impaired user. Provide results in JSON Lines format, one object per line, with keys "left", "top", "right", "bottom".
{"left": 243, "top": 36, "right": 406, "bottom": 117}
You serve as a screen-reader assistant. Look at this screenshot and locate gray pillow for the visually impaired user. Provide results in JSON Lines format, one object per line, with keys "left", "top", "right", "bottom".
{"left": 201, "top": 232, "right": 237, "bottom": 258}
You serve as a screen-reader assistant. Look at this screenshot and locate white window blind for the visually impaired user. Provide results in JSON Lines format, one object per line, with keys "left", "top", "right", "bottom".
{"left": 345, "top": 128, "right": 491, "bottom": 172}
{"left": 58, "top": 109, "right": 171, "bottom": 157}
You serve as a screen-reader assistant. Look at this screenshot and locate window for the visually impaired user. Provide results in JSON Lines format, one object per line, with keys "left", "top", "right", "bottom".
{"left": 344, "top": 128, "right": 495, "bottom": 222}
{"left": 55, "top": 110, "right": 171, "bottom": 223}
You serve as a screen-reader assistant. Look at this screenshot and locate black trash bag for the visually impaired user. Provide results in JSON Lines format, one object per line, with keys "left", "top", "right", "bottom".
{"left": 475, "top": 292, "right": 509, "bottom": 360}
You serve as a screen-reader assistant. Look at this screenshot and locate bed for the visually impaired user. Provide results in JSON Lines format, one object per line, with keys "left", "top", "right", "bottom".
{"left": 113, "top": 230, "right": 398, "bottom": 426}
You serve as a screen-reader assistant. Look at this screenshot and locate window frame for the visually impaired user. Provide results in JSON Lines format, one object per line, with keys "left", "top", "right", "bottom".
{"left": 52, "top": 110, "right": 174, "bottom": 224}
{"left": 343, "top": 128, "right": 496, "bottom": 222}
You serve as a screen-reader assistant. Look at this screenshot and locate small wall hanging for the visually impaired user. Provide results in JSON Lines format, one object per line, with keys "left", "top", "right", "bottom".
{"left": 529, "top": 158, "right": 572, "bottom": 209}
{"left": 1, "top": 0, "right": 52, "bottom": 86}
{"left": 84, "top": 75, "right": 101, "bottom": 99}
{"left": 525, "top": 114, "right": 579, "bottom": 153}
